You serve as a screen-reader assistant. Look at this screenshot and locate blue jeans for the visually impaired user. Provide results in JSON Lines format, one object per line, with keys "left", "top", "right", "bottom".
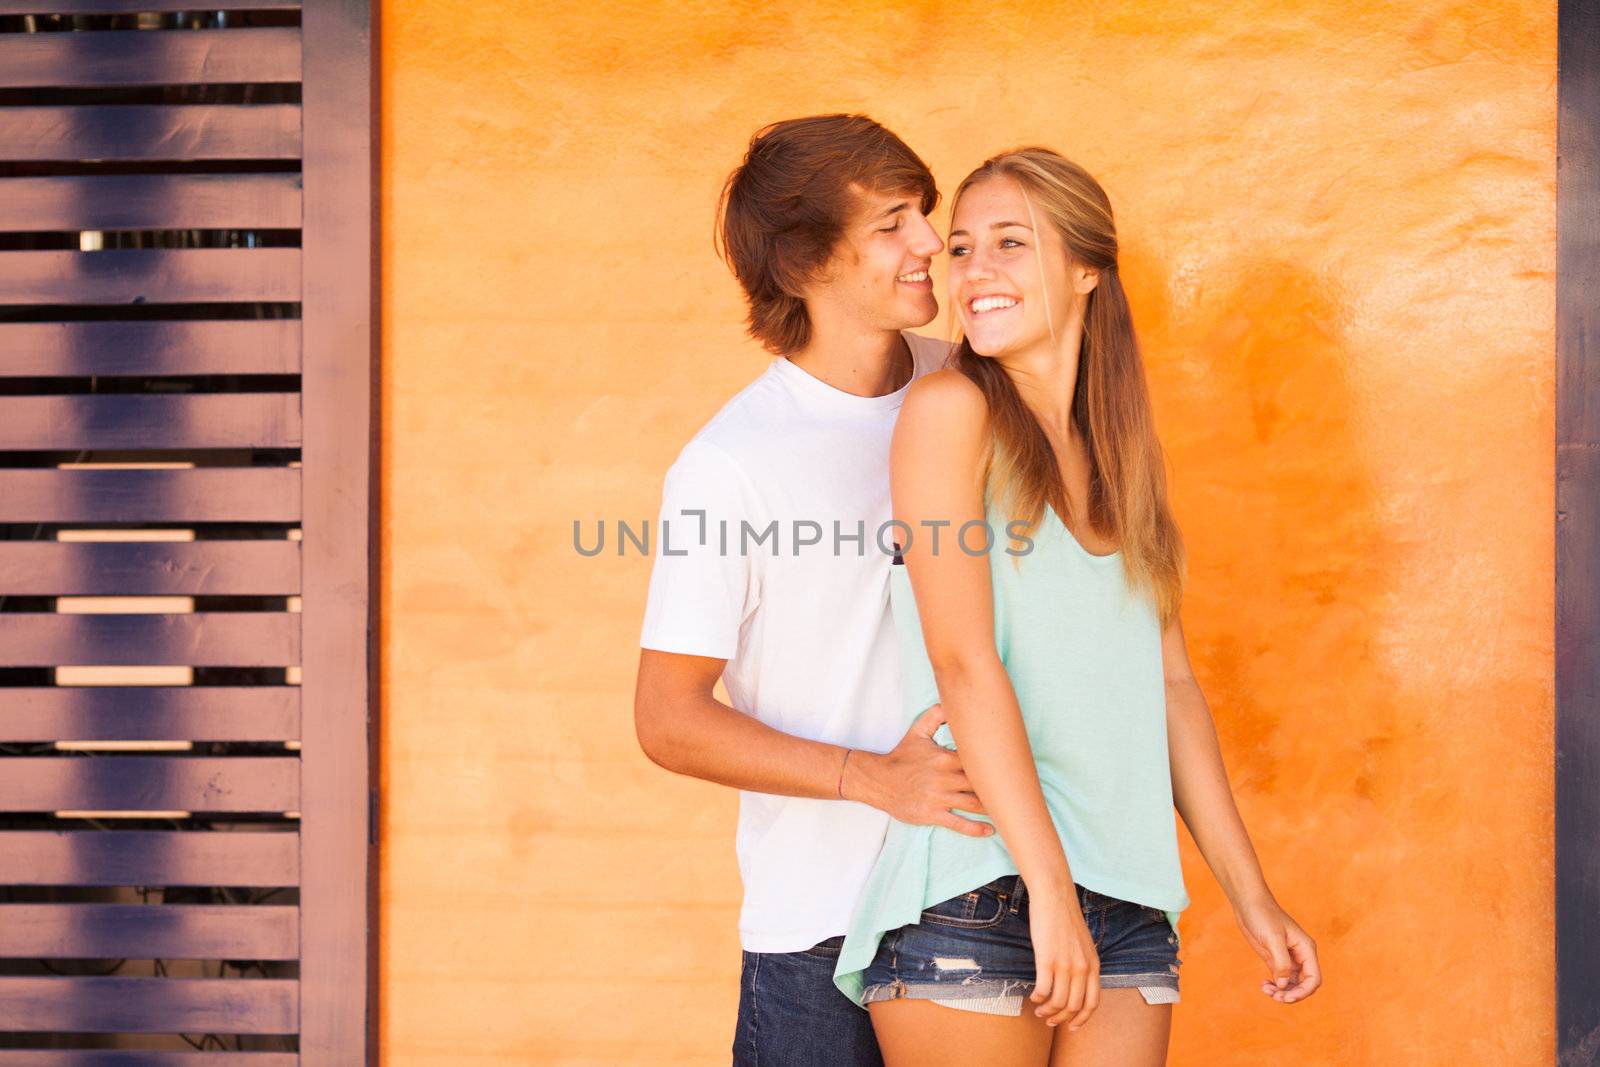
{"left": 734, "top": 934, "right": 883, "bottom": 1067}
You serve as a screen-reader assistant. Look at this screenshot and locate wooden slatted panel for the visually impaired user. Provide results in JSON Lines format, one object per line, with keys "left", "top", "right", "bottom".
{"left": 0, "top": 175, "right": 303, "bottom": 233}
{"left": 3, "top": 688, "right": 300, "bottom": 743}
{"left": 0, "top": 1053, "right": 297, "bottom": 1066}
{"left": 0, "top": 27, "right": 300, "bottom": 88}
{"left": 0, "top": 831, "right": 299, "bottom": 887}
{"left": 0, "top": 249, "right": 301, "bottom": 305}
{"left": 0, "top": 468, "right": 301, "bottom": 524}
{"left": 0, "top": 904, "right": 299, "bottom": 959}
{"left": 0, "top": 977, "right": 298, "bottom": 1034}
{"left": 0, "top": 4, "right": 373, "bottom": 1061}
{"left": 0, "top": 757, "right": 299, "bottom": 812}
{"left": 0, "top": 541, "right": 300, "bottom": 595}
{"left": 0, "top": 395, "right": 301, "bottom": 450}
{"left": 0, "top": 0, "right": 300, "bottom": 9}
{"left": 0, "top": 614, "right": 298, "bottom": 667}
{"left": 0, "top": 106, "right": 302, "bottom": 162}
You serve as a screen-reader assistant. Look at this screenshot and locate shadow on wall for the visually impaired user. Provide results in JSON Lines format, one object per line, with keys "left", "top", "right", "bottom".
{"left": 1151, "top": 257, "right": 1394, "bottom": 790}
{"left": 1128, "top": 250, "right": 1404, "bottom": 1056}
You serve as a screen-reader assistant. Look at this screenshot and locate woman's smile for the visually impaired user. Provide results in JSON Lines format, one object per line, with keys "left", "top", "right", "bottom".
{"left": 968, "top": 294, "right": 1020, "bottom": 314}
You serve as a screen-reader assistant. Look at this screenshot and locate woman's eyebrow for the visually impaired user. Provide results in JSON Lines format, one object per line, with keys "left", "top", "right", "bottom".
{"left": 949, "top": 221, "right": 1032, "bottom": 238}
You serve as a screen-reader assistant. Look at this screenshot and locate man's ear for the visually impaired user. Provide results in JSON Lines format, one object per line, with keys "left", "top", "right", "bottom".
{"left": 793, "top": 263, "right": 831, "bottom": 304}
{"left": 832, "top": 232, "right": 864, "bottom": 269}
{"left": 798, "top": 238, "right": 855, "bottom": 298}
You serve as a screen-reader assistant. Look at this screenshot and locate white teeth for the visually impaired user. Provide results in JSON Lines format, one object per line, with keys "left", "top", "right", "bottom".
{"left": 897, "top": 270, "right": 929, "bottom": 283}
{"left": 970, "top": 296, "right": 1018, "bottom": 313}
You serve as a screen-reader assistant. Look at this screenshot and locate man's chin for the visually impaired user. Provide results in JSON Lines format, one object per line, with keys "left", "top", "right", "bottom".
{"left": 890, "top": 302, "right": 939, "bottom": 331}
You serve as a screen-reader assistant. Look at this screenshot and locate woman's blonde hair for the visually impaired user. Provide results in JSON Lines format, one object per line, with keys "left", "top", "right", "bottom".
{"left": 953, "top": 147, "right": 1185, "bottom": 626}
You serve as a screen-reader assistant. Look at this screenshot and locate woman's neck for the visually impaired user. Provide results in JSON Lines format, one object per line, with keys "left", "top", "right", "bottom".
{"left": 998, "top": 317, "right": 1086, "bottom": 437}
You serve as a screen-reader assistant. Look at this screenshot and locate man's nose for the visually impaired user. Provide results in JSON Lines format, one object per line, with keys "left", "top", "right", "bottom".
{"left": 911, "top": 215, "right": 944, "bottom": 256}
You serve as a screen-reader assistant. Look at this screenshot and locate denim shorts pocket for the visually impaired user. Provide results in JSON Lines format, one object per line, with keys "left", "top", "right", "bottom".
{"left": 919, "top": 884, "right": 1007, "bottom": 929}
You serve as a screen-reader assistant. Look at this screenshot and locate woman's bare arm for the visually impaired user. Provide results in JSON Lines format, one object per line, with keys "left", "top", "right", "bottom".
{"left": 893, "top": 370, "right": 1070, "bottom": 890}
{"left": 1161, "top": 616, "right": 1275, "bottom": 906}
{"left": 893, "top": 369, "right": 1096, "bottom": 1027}
{"left": 1163, "top": 614, "right": 1323, "bottom": 1003}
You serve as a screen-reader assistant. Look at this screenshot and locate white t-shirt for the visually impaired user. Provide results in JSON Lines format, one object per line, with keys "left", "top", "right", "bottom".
{"left": 640, "top": 330, "right": 953, "bottom": 953}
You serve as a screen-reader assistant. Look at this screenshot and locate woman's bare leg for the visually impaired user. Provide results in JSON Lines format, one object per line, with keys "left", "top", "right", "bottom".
{"left": 1048, "top": 988, "right": 1172, "bottom": 1067}
{"left": 869, "top": 999, "right": 1054, "bottom": 1067}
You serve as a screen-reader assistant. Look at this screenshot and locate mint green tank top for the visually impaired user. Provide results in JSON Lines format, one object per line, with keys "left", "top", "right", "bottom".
{"left": 833, "top": 504, "right": 1189, "bottom": 1005}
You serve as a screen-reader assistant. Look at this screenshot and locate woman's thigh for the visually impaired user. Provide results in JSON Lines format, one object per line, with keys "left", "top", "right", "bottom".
{"left": 1048, "top": 988, "right": 1172, "bottom": 1067}
{"left": 869, "top": 983, "right": 1172, "bottom": 1067}
{"left": 868, "top": 997, "right": 1053, "bottom": 1067}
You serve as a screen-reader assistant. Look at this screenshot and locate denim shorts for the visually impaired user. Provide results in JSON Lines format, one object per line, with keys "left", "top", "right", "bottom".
{"left": 859, "top": 875, "right": 1182, "bottom": 1015}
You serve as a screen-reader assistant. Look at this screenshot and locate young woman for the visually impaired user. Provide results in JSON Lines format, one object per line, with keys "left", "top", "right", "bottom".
{"left": 832, "top": 148, "right": 1322, "bottom": 1066}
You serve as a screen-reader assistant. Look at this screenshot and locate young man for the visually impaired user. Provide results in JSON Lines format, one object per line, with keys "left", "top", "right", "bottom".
{"left": 635, "top": 115, "right": 991, "bottom": 1067}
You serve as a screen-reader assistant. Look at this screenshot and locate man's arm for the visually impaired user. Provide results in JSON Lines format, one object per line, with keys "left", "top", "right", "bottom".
{"left": 634, "top": 648, "right": 995, "bottom": 837}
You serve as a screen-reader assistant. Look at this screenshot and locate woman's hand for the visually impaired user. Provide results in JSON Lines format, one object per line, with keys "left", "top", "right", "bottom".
{"left": 1234, "top": 894, "right": 1321, "bottom": 1004}
{"left": 1028, "top": 890, "right": 1101, "bottom": 1030}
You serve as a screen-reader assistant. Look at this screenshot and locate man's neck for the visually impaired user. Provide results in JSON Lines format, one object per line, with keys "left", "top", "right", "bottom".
{"left": 786, "top": 324, "right": 912, "bottom": 399}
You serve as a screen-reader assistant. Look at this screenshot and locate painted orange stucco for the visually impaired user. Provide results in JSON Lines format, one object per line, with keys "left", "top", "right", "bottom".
{"left": 380, "top": 2, "right": 1556, "bottom": 1063}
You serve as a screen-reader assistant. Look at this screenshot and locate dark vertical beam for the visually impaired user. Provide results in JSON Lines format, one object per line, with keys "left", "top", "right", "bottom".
{"left": 299, "top": 1, "right": 379, "bottom": 1064}
{"left": 1558, "top": 2, "right": 1600, "bottom": 1066}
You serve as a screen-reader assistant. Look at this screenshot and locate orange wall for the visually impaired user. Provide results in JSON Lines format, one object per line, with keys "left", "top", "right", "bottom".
{"left": 380, "top": 2, "right": 1556, "bottom": 1063}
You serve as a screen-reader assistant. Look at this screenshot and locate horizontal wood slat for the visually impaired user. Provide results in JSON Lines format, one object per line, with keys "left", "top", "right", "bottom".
{"left": 0, "top": 903, "right": 298, "bottom": 960}
{"left": 0, "top": 756, "right": 299, "bottom": 812}
{"left": 0, "top": 394, "right": 301, "bottom": 450}
{"left": 0, "top": 106, "right": 301, "bottom": 162}
{"left": 0, "top": 27, "right": 300, "bottom": 89}
{"left": 3, "top": 687, "right": 300, "bottom": 742}
{"left": 0, "top": 1053, "right": 296, "bottom": 1066}
{"left": 0, "top": 830, "right": 299, "bottom": 887}
{"left": 0, "top": 175, "right": 303, "bottom": 233}
{"left": 0, "top": 468, "right": 301, "bottom": 524}
{"left": 0, "top": 540, "right": 300, "bottom": 595}
{"left": 0, "top": 976, "right": 297, "bottom": 1033}
{"left": 0, "top": 320, "right": 301, "bottom": 377}
{"left": 0, "top": 248, "right": 301, "bottom": 305}
{"left": 0, "top": 613, "right": 299, "bottom": 667}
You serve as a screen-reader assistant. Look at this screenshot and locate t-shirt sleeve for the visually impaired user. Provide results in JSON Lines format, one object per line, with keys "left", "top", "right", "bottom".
{"left": 639, "top": 439, "right": 759, "bottom": 660}
{"left": 907, "top": 331, "right": 955, "bottom": 378}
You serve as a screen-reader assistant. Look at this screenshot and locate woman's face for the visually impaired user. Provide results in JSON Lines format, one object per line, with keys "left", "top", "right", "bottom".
{"left": 947, "top": 176, "right": 1085, "bottom": 360}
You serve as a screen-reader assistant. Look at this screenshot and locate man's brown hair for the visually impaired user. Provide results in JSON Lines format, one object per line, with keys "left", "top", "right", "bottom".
{"left": 715, "top": 114, "right": 938, "bottom": 355}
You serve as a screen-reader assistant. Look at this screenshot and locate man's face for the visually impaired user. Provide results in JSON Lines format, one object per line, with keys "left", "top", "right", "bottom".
{"left": 807, "top": 185, "right": 944, "bottom": 334}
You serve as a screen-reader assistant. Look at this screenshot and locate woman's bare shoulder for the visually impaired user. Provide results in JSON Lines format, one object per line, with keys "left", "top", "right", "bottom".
{"left": 903, "top": 366, "right": 987, "bottom": 427}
